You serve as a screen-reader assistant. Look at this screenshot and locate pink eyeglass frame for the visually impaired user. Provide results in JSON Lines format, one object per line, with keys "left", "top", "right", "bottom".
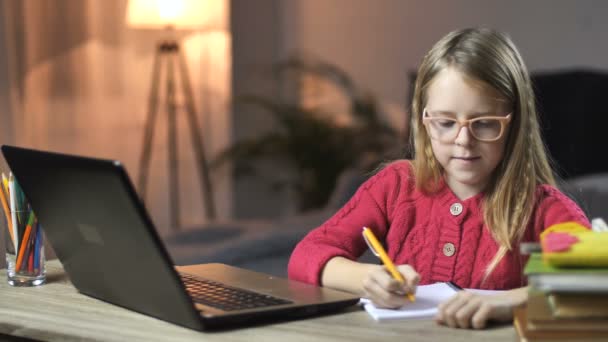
{"left": 422, "top": 107, "right": 512, "bottom": 142}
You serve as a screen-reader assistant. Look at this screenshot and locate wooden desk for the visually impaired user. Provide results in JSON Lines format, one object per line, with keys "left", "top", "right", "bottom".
{"left": 0, "top": 260, "right": 516, "bottom": 341}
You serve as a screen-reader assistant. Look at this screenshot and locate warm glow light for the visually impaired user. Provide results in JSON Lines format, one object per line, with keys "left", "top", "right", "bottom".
{"left": 126, "top": 0, "right": 227, "bottom": 30}
{"left": 157, "top": 0, "right": 184, "bottom": 22}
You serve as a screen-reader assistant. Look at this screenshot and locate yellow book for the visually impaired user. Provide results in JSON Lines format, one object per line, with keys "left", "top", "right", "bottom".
{"left": 541, "top": 222, "right": 608, "bottom": 267}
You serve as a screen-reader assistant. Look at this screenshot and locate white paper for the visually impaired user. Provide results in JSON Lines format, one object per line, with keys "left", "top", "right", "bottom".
{"left": 463, "top": 288, "right": 504, "bottom": 296}
{"left": 361, "top": 282, "right": 504, "bottom": 321}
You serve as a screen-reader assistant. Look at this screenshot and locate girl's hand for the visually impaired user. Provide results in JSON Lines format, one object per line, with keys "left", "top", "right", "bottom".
{"left": 361, "top": 264, "right": 420, "bottom": 309}
{"left": 435, "top": 287, "right": 528, "bottom": 329}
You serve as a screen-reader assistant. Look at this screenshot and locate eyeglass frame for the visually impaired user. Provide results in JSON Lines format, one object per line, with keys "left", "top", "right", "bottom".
{"left": 422, "top": 107, "right": 512, "bottom": 143}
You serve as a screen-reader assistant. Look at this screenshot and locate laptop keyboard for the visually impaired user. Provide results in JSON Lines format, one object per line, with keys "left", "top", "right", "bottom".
{"left": 180, "top": 273, "right": 293, "bottom": 311}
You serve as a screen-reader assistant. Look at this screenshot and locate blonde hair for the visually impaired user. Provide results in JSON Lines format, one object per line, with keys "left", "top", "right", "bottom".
{"left": 410, "top": 28, "right": 555, "bottom": 279}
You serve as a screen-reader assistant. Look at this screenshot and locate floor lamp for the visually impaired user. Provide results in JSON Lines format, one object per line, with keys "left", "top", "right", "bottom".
{"left": 127, "top": 0, "right": 223, "bottom": 230}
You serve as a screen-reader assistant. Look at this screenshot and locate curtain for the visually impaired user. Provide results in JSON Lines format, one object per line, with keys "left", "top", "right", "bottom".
{"left": 0, "top": 0, "right": 232, "bottom": 238}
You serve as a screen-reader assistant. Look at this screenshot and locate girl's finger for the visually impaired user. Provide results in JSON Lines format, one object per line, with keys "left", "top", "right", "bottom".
{"left": 369, "top": 267, "right": 406, "bottom": 293}
{"left": 363, "top": 275, "right": 409, "bottom": 309}
{"left": 396, "top": 264, "right": 420, "bottom": 293}
{"left": 471, "top": 302, "right": 493, "bottom": 329}
{"left": 453, "top": 298, "right": 481, "bottom": 328}
{"left": 437, "top": 292, "right": 474, "bottom": 328}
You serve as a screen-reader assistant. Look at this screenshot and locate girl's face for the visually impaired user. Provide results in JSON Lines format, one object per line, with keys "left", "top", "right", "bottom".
{"left": 424, "top": 67, "right": 511, "bottom": 199}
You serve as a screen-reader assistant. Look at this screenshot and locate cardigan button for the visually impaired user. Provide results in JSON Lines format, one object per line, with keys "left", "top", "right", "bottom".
{"left": 450, "top": 203, "right": 463, "bottom": 216}
{"left": 443, "top": 243, "right": 456, "bottom": 257}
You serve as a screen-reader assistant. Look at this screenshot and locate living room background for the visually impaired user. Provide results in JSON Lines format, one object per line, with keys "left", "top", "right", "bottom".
{"left": 0, "top": 0, "right": 606, "bottom": 240}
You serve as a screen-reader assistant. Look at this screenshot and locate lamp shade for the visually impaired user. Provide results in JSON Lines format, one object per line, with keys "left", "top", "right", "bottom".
{"left": 126, "top": 0, "right": 226, "bottom": 30}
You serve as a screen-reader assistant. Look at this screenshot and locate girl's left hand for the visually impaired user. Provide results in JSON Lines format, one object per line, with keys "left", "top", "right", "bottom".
{"left": 435, "top": 287, "right": 527, "bottom": 329}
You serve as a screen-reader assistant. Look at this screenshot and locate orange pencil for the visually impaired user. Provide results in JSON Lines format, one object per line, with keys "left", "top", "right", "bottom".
{"left": 15, "top": 223, "right": 32, "bottom": 271}
{"left": 15, "top": 212, "right": 35, "bottom": 271}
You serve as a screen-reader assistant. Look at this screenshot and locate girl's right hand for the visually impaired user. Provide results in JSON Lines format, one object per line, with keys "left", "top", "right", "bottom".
{"left": 362, "top": 264, "right": 420, "bottom": 309}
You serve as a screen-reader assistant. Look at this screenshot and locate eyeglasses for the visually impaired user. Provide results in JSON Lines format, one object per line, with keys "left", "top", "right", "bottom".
{"left": 422, "top": 108, "right": 512, "bottom": 143}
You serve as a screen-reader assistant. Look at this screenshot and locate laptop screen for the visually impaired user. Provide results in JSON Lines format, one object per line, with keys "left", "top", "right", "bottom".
{"left": 2, "top": 145, "right": 202, "bottom": 329}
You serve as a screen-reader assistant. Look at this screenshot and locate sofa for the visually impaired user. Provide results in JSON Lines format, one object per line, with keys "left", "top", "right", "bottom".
{"left": 164, "top": 169, "right": 373, "bottom": 277}
{"left": 163, "top": 69, "right": 608, "bottom": 278}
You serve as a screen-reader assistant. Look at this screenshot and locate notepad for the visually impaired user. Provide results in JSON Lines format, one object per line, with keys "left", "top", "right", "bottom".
{"left": 361, "top": 282, "right": 503, "bottom": 321}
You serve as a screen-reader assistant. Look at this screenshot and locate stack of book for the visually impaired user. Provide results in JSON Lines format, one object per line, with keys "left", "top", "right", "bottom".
{"left": 514, "top": 253, "right": 608, "bottom": 341}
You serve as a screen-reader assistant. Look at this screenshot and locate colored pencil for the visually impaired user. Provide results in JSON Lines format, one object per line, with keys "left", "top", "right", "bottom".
{"left": 34, "top": 223, "right": 42, "bottom": 271}
{"left": 28, "top": 244, "right": 34, "bottom": 273}
{"left": 15, "top": 224, "right": 31, "bottom": 271}
{"left": 8, "top": 175, "right": 18, "bottom": 251}
{"left": 15, "top": 212, "right": 35, "bottom": 272}
{"left": 26, "top": 222, "right": 37, "bottom": 273}
{"left": 0, "top": 184, "right": 15, "bottom": 246}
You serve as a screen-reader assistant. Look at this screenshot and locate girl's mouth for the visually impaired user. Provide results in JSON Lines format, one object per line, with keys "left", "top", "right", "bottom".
{"left": 452, "top": 156, "right": 480, "bottom": 162}
{"left": 452, "top": 157, "right": 481, "bottom": 165}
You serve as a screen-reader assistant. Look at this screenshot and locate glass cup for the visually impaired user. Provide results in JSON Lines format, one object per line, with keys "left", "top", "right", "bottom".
{"left": 2, "top": 207, "right": 46, "bottom": 286}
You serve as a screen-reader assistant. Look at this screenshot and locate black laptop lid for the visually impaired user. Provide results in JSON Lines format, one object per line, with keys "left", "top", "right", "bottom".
{"left": 2, "top": 145, "right": 202, "bottom": 330}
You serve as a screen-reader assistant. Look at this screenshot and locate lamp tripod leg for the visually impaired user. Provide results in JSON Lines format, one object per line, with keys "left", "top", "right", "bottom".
{"left": 139, "top": 41, "right": 217, "bottom": 231}
{"left": 177, "top": 46, "right": 216, "bottom": 220}
{"left": 166, "top": 51, "right": 180, "bottom": 230}
{"left": 138, "top": 45, "right": 162, "bottom": 202}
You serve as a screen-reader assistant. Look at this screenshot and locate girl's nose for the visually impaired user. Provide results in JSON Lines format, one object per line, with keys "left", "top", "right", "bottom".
{"left": 453, "top": 125, "right": 473, "bottom": 146}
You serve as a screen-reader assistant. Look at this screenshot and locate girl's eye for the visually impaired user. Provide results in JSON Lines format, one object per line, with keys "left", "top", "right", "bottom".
{"left": 435, "top": 119, "right": 455, "bottom": 128}
{"left": 474, "top": 120, "right": 498, "bottom": 128}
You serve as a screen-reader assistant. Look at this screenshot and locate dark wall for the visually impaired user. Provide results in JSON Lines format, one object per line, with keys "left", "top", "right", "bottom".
{"left": 230, "top": 0, "right": 291, "bottom": 219}
{"left": 533, "top": 69, "right": 608, "bottom": 179}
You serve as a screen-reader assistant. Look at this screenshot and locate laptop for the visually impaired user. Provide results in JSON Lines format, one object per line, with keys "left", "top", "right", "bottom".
{"left": 1, "top": 145, "right": 359, "bottom": 330}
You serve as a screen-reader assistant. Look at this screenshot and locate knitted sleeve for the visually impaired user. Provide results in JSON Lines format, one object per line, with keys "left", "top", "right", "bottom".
{"left": 530, "top": 185, "right": 591, "bottom": 241}
{"left": 287, "top": 161, "right": 411, "bottom": 285}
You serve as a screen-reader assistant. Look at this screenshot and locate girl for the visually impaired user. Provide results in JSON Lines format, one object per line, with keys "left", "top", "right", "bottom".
{"left": 288, "top": 28, "right": 590, "bottom": 329}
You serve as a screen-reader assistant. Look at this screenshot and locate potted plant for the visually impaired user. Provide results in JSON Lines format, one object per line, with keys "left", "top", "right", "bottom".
{"left": 213, "top": 57, "right": 402, "bottom": 212}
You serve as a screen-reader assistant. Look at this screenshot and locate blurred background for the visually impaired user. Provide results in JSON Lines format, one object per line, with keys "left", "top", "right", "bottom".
{"left": 0, "top": 0, "right": 607, "bottom": 273}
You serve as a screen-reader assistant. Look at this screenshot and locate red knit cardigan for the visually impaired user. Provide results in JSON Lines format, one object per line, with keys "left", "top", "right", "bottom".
{"left": 288, "top": 161, "right": 590, "bottom": 289}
